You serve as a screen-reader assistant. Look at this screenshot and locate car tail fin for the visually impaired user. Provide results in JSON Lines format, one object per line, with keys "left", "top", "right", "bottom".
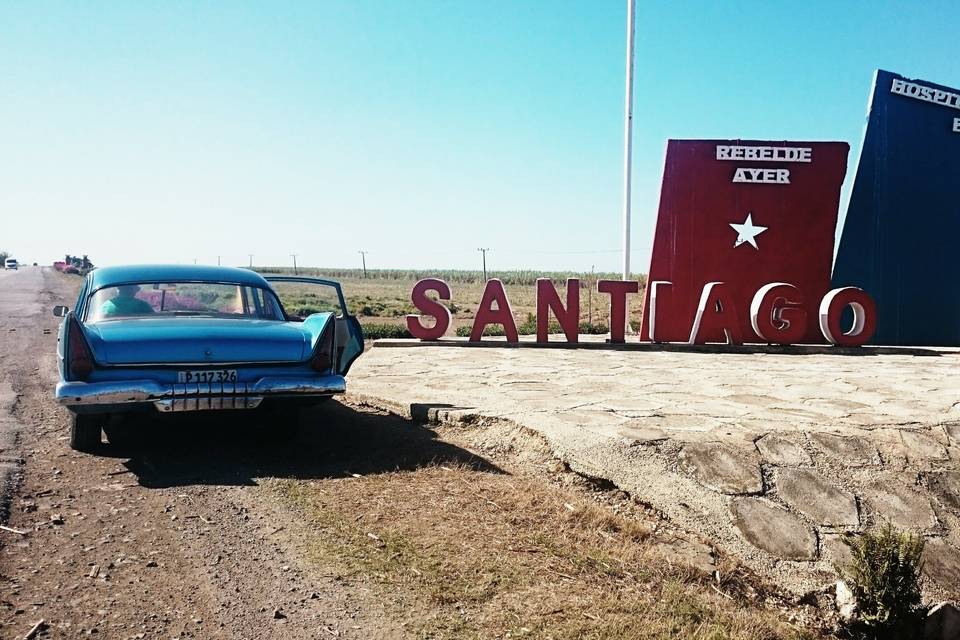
{"left": 309, "top": 317, "right": 336, "bottom": 372}
{"left": 68, "top": 315, "right": 95, "bottom": 380}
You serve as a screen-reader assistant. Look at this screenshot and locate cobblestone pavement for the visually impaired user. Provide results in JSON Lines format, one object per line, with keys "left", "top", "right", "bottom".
{"left": 348, "top": 340, "right": 960, "bottom": 598}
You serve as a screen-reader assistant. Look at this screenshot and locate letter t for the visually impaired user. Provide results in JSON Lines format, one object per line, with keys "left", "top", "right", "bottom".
{"left": 597, "top": 280, "right": 640, "bottom": 343}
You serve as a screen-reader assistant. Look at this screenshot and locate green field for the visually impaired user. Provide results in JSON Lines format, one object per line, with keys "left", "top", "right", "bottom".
{"left": 257, "top": 267, "right": 648, "bottom": 339}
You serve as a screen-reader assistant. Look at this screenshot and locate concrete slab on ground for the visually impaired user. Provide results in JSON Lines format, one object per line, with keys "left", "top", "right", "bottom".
{"left": 348, "top": 340, "right": 960, "bottom": 598}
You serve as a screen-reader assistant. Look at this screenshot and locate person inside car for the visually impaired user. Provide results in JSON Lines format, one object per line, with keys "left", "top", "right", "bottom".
{"left": 99, "top": 285, "right": 155, "bottom": 317}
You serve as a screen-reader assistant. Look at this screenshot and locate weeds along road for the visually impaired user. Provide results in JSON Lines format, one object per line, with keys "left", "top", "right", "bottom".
{"left": 0, "top": 269, "right": 825, "bottom": 640}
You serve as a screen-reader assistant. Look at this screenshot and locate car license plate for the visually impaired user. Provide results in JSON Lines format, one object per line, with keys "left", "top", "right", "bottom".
{"left": 177, "top": 369, "right": 238, "bottom": 384}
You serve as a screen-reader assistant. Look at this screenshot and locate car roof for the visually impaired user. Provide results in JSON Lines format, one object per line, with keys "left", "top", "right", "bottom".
{"left": 88, "top": 264, "right": 271, "bottom": 290}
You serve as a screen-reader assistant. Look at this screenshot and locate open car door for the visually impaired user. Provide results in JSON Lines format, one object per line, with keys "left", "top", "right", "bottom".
{"left": 265, "top": 277, "right": 365, "bottom": 375}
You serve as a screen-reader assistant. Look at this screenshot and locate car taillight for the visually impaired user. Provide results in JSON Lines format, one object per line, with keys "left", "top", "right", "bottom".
{"left": 310, "top": 320, "right": 335, "bottom": 372}
{"left": 68, "top": 317, "right": 94, "bottom": 380}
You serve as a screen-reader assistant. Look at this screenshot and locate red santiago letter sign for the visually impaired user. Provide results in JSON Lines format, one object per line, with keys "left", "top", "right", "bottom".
{"left": 403, "top": 141, "right": 877, "bottom": 346}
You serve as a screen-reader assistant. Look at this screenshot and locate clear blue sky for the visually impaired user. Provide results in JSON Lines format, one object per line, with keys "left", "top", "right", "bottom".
{"left": 2, "top": 1, "right": 957, "bottom": 272}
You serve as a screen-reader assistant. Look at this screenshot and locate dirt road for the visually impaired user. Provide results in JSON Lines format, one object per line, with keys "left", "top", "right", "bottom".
{"left": 0, "top": 268, "right": 829, "bottom": 639}
{"left": 0, "top": 266, "right": 53, "bottom": 520}
{"left": 0, "top": 268, "right": 410, "bottom": 639}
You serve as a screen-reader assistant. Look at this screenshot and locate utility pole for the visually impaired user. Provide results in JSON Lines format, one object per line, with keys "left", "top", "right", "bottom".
{"left": 217, "top": 256, "right": 221, "bottom": 266}
{"left": 248, "top": 254, "right": 254, "bottom": 268}
{"left": 290, "top": 254, "right": 299, "bottom": 275}
{"left": 621, "top": 0, "right": 636, "bottom": 281}
{"left": 477, "top": 248, "right": 490, "bottom": 282}
{"left": 358, "top": 251, "right": 369, "bottom": 278}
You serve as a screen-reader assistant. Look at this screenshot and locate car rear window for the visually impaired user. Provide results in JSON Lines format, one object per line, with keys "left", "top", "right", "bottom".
{"left": 86, "top": 282, "right": 284, "bottom": 322}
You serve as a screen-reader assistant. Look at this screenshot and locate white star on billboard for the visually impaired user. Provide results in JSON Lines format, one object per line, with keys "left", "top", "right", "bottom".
{"left": 729, "top": 213, "right": 768, "bottom": 249}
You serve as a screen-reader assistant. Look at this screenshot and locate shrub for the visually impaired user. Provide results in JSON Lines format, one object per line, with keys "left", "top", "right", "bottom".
{"left": 580, "top": 322, "right": 609, "bottom": 335}
{"left": 517, "top": 315, "right": 546, "bottom": 335}
{"left": 455, "top": 324, "right": 505, "bottom": 338}
{"left": 290, "top": 305, "right": 322, "bottom": 317}
{"left": 360, "top": 323, "right": 413, "bottom": 340}
{"left": 837, "top": 523, "right": 926, "bottom": 638}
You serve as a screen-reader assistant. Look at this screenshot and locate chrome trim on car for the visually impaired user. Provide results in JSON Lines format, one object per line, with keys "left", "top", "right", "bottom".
{"left": 154, "top": 395, "right": 264, "bottom": 412}
{"left": 55, "top": 375, "right": 346, "bottom": 411}
{"left": 102, "top": 360, "right": 297, "bottom": 368}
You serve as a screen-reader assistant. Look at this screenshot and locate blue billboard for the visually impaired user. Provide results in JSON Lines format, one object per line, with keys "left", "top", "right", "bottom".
{"left": 833, "top": 70, "right": 960, "bottom": 346}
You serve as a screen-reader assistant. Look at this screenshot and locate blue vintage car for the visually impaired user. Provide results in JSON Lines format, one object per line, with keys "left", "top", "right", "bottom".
{"left": 54, "top": 264, "right": 364, "bottom": 451}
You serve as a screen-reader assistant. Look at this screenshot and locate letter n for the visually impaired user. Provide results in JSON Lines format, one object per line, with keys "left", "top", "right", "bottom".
{"left": 536, "top": 279, "right": 579, "bottom": 343}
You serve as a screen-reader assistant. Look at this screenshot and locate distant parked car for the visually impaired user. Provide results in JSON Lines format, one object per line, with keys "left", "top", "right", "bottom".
{"left": 4, "top": 259, "right": 17, "bottom": 270}
{"left": 53, "top": 264, "right": 364, "bottom": 451}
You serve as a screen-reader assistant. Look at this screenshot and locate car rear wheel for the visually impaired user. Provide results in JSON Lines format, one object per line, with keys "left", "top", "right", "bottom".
{"left": 70, "top": 413, "right": 103, "bottom": 452}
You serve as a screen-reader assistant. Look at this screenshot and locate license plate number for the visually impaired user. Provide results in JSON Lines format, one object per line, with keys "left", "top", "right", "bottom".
{"left": 177, "top": 369, "right": 238, "bottom": 384}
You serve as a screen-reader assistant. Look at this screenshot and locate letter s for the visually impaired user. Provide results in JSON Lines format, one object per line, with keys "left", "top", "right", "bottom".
{"left": 406, "top": 278, "right": 452, "bottom": 340}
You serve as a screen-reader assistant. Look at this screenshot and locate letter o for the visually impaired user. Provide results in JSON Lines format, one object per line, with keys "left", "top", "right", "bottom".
{"left": 818, "top": 287, "right": 877, "bottom": 346}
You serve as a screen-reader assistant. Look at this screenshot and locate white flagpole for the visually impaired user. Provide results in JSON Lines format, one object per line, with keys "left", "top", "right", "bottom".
{"left": 621, "top": 0, "right": 636, "bottom": 282}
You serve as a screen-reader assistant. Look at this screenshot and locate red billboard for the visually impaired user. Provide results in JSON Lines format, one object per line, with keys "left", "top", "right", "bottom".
{"left": 639, "top": 140, "right": 850, "bottom": 344}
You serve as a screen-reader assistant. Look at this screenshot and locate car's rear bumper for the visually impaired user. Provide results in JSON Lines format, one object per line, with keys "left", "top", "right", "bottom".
{"left": 56, "top": 375, "right": 346, "bottom": 413}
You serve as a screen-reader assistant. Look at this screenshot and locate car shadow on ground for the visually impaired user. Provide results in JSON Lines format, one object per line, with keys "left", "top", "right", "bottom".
{"left": 99, "top": 400, "right": 504, "bottom": 488}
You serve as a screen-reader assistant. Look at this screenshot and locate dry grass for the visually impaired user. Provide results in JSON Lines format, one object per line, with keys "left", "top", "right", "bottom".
{"left": 269, "top": 463, "right": 819, "bottom": 639}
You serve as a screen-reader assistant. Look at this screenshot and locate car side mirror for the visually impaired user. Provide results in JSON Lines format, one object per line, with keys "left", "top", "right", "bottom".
{"left": 52, "top": 305, "right": 69, "bottom": 317}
